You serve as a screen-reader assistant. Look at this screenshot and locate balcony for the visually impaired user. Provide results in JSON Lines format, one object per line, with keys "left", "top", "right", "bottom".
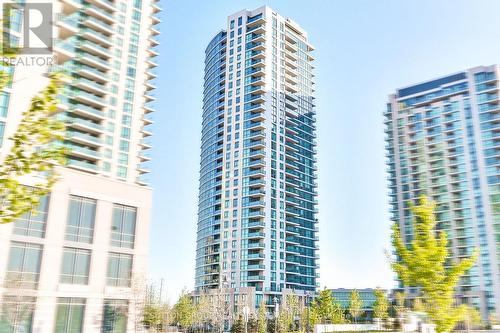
{"left": 247, "top": 149, "right": 265, "bottom": 158}
{"left": 60, "top": 0, "right": 83, "bottom": 13}
{"left": 244, "top": 140, "right": 265, "bottom": 150}
{"left": 66, "top": 131, "right": 102, "bottom": 146}
{"left": 246, "top": 24, "right": 265, "bottom": 34}
{"left": 69, "top": 103, "right": 106, "bottom": 120}
{"left": 81, "top": 27, "right": 113, "bottom": 47}
{"left": 245, "top": 275, "right": 265, "bottom": 281}
{"left": 247, "top": 232, "right": 265, "bottom": 239}
{"left": 84, "top": 4, "right": 115, "bottom": 23}
{"left": 82, "top": 15, "right": 114, "bottom": 35}
{"left": 66, "top": 144, "right": 100, "bottom": 160}
{"left": 68, "top": 89, "right": 107, "bottom": 108}
{"left": 75, "top": 63, "right": 108, "bottom": 83}
{"left": 64, "top": 115, "right": 104, "bottom": 134}
{"left": 247, "top": 253, "right": 265, "bottom": 259}
{"left": 247, "top": 13, "right": 265, "bottom": 27}
{"left": 54, "top": 38, "right": 76, "bottom": 61}
{"left": 67, "top": 158, "right": 99, "bottom": 173}
{"left": 247, "top": 264, "right": 265, "bottom": 270}
{"left": 247, "top": 242, "right": 265, "bottom": 249}
{"left": 86, "top": 0, "right": 116, "bottom": 13}
{"left": 56, "top": 13, "right": 80, "bottom": 37}
{"left": 76, "top": 51, "right": 110, "bottom": 70}
{"left": 242, "top": 199, "right": 265, "bottom": 208}
{"left": 73, "top": 77, "right": 108, "bottom": 95}
{"left": 140, "top": 139, "right": 152, "bottom": 149}
{"left": 78, "top": 38, "right": 112, "bottom": 58}
{"left": 139, "top": 151, "right": 151, "bottom": 161}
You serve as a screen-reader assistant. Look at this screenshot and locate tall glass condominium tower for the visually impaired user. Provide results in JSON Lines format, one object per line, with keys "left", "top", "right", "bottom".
{"left": 0, "top": 0, "right": 159, "bottom": 332}
{"left": 195, "top": 6, "right": 318, "bottom": 306}
{"left": 385, "top": 65, "right": 500, "bottom": 319}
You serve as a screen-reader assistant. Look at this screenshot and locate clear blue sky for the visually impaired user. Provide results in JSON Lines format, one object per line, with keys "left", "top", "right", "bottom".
{"left": 148, "top": 0, "right": 500, "bottom": 303}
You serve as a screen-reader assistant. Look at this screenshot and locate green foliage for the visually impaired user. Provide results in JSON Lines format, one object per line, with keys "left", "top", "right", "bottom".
{"left": 349, "top": 290, "right": 363, "bottom": 324}
{"left": 257, "top": 301, "right": 267, "bottom": 333}
{"left": 143, "top": 304, "right": 165, "bottom": 330}
{"left": 231, "top": 316, "right": 245, "bottom": 333}
{"left": 412, "top": 297, "right": 424, "bottom": 313}
{"left": 172, "top": 292, "right": 195, "bottom": 329}
{"left": 391, "top": 195, "right": 478, "bottom": 333}
{"left": 279, "top": 294, "right": 301, "bottom": 332}
{"left": 0, "top": 74, "right": 67, "bottom": 224}
{"left": 248, "top": 314, "right": 259, "bottom": 333}
{"left": 458, "top": 305, "right": 481, "bottom": 330}
{"left": 372, "top": 288, "right": 389, "bottom": 320}
{"left": 309, "top": 289, "right": 345, "bottom": 324}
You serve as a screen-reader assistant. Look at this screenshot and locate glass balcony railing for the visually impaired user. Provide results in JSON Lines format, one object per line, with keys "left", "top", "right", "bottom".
{"left": 247, "top": 13, "right": 263, "bottom": 24}
{"left": 65, "top": 143, "right": 100, "bottom": 158}
{"left": 81, "top": 27, "right": 110, "bottom": 43}
{"left": 67, "top": 158, "right": 99, "bottom": 171}
{"left": 67, "top": 89, "right": 106, "bottom": 105}
{"left": 64, "top": 115, "right": 104, "bottom": 132}
{"left": 77, "top": 51, "right": 109, "bottom": 68}
{"left": 83, "top": 15, "right": 114, "bottom": 32}
{"left": 54, "top": 39, "right": 76, "bottom": 54}
{"left": 56, "top": 13, "right": 80, "bottom": 29}
{"left": 74, "top": 77, "right": 108, "bottom": 92}
{"left": 76, "top": 63, "right": 109, "bottom": 78}
{"left": 67, "top": 130, "right": 101, "bottom": 143}
{"left": 79, "top": 39, "right": 110, "bottom": 55}
{"left": 84, "top": 4, "right": 115, "bottom": 21}
{"left": 70, "top": 103, "right": 105, "bottom": 118}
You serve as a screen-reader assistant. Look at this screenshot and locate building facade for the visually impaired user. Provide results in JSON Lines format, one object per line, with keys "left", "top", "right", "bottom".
{"left": 195, "top": 6, "right": 318, "bottom": 310}
{"left": 329, "top": 288, "right": 386, "bottom": 320}
{"left": 385, "top": 65, "right": 500, "bottom": 319}
{"left": 0, "top": 0, "right": 160, "bottom": 331}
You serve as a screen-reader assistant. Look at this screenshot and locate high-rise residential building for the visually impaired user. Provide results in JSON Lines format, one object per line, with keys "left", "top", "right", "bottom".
{"left": 385, "top": 65, "right": 500, "bottom": 319}
{"left": 195, "top": 6, "right": 318, "bottom": 309}
{"left": 0, "top": 0, "right": 159, "bottom": 332}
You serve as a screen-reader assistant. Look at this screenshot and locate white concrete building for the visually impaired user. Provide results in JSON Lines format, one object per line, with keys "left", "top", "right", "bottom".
{"left": 0, "top": 0, "right": 160, "bottom": 332}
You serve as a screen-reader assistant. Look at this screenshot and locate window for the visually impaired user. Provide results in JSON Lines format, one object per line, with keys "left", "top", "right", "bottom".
{"left": 117, "top": 166, "right": 127, "bottom": 178}
{"left": 54, "top": 298, "right": 85, "bottom": 333}
{"left": 60, "top": 248, "right": 91, "bottom": 284}
{"left": 0, "top": 296, "right": 36, "bottom": 332}
{"left": 65, "top": 196, "right": 96, "bottom": 244}
{"left": 0, "top": 121, "right": 5, "bottom": 147}
{"left": 106, "top": 253, "right": 132, "bottom": 287}
{"left": 13, "top": 193, "right": 50, "bottom": 238}
{"left": 102, "top": 300, "right": 128, "bottom": 333}
{"left": 6, "top": 242, "right": 43, "bottom": 288}
{"left": 111, "top": 204, "right": 137, "bottom": 248}
{"left": 0, "top": 92, "right": 10, "bottom": 117}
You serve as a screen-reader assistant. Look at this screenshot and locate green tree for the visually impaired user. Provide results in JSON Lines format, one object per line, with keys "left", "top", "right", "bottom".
{"left": 257, "top": 301, "right": 267, "bottom": 333}
{"left": 0, "top": 74, "right": 67, "bottom": 224}
{"left": 143, "top": 304, "right": 165, "bottom": 332}
{"left": 372, "top": 288, "right": 389, "bottom": 320}
{"left": 280, "top": 294, "right": 301, "bottom": 332}
{"left": 248, "top": 314, "right": 258, "bottom": 333}
{"left": 349, "top": 290, "right": 363, "bottom": 326}
{"left": 172, "top": 292, "right": 195, "bottom": 330}
{"left": 194, "top": 294, "right": 211, "bottom": 330}
{"left": 309, "top": 289, "right": 345, "bottom": 324}
{"left": 459, "top": 305, "right": 481, "bottom": 332}
{"left": 391, "top": 195, "right": 478, "bottom": 333}
{"left": 231, "top": 316, "right": 244, "bottom": 333}
{"left": 412, "top": 297, "right": 425, "bottom": 313}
